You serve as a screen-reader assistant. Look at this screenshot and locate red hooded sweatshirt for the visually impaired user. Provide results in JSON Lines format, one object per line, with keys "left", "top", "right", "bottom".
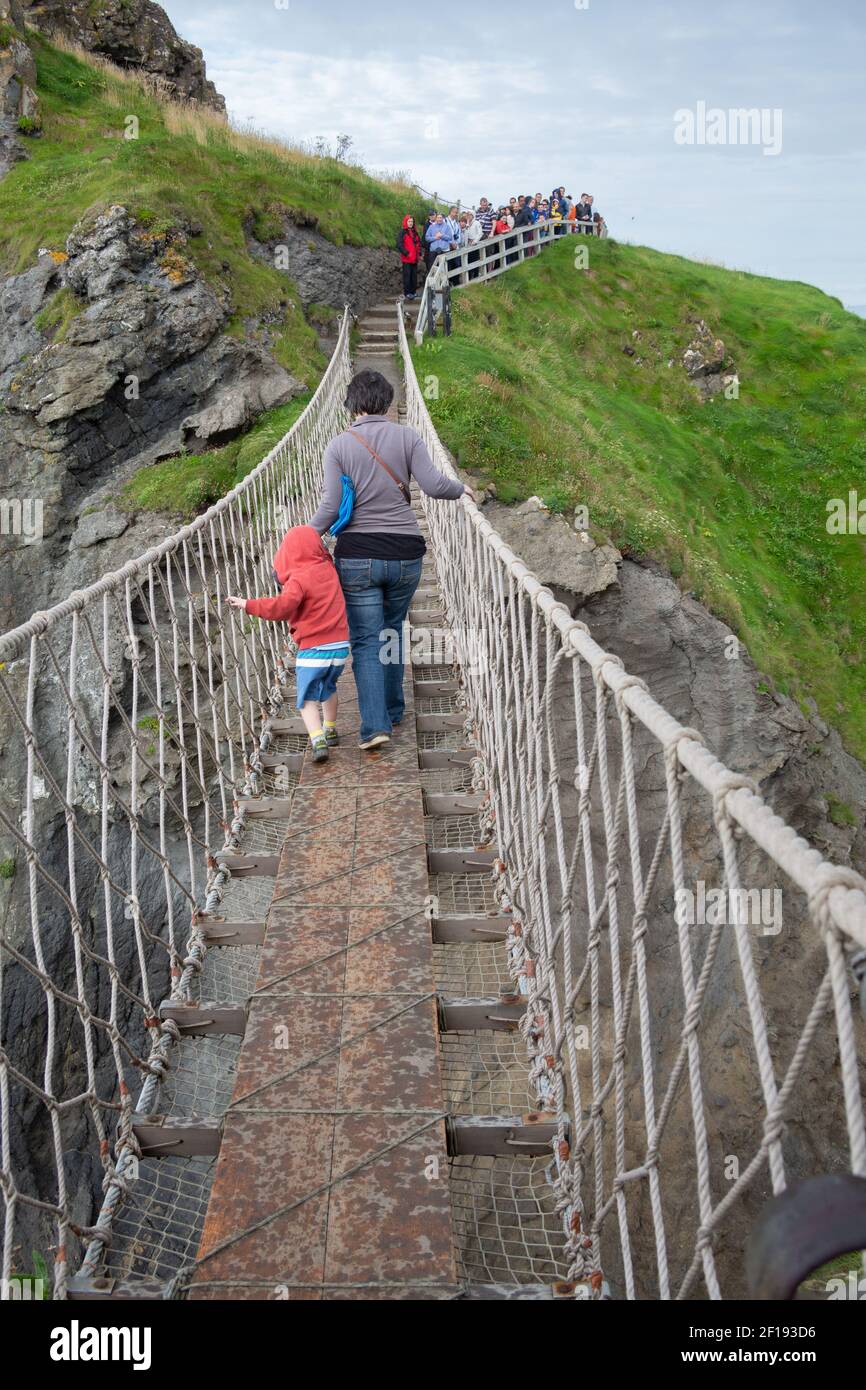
{"left": 399, "top": 214, "right": 422, "bottom": 265}
{"left": 245, "top": 526, "right": 349, "bottom": 650}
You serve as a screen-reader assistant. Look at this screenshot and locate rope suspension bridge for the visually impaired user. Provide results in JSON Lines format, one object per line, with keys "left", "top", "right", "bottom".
{"left": 1, "top": 225, "right": 865, "bottom": 1302}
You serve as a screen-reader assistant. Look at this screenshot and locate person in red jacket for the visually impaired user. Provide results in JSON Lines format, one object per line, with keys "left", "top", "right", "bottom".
{"left": 398, "top": 214, "right": 422, "bottom": 300}
{"left": 226, "top": 526, "right": 349, "bottom": 763}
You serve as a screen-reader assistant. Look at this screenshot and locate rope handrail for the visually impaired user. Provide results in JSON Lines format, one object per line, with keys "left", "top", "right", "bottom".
{"left": 397, "top": 302, "right": 866, "bottom": 1299}
{"left": 0, "top": 309, "right": 353, "bottom": 1298}
{"left": 0, "top": 311, "right": 351, "bottom": 666}
{"left": 412, "top": 183, "right": 464, "bottom": 210}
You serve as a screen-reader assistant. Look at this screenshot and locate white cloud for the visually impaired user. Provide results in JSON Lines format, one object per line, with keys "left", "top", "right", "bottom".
{"left": 211, "top": 47, "right": 593, "bottom": 184}
{"left": 589, "top": 74, "right": 627, "bottom": 98}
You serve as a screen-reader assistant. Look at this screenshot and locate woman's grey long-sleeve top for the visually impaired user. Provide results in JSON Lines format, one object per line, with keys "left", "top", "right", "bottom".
{"left": 308, "top": 415, "right": 466, "bottom": 536}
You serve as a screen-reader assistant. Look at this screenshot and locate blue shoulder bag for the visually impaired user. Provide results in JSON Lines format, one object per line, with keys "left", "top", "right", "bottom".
{"left": 328, "top": 474, "right": 356, "bottom": 536}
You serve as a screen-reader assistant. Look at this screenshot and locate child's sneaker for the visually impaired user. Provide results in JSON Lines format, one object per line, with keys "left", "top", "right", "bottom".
{"left": 310, "top": 732, "right": 329, "bottom": 763}
{"left": 324, "top": 722, "right": 340, "bottom": 748}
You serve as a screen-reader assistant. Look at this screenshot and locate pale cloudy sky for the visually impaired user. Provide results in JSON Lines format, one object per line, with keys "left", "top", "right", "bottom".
{"left": 170, "top": 0, "right": 866, "bottom": 308}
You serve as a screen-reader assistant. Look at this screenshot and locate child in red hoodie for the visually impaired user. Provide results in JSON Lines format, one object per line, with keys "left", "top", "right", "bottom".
{"left": 226, "top": 526, "right": 350, "bottom": 763}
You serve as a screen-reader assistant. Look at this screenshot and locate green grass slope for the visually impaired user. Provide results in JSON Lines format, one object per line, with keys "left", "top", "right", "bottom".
{"left": 120, "top": 395, "right": 313, "bottom": 518}
{"left": 0, "top": 31, "right": 421, "bottom": 268}
{"left": 0, "top": 29, "right": 424, "bottom": 386}
{"left": 412, "top": 238, "right": 866, "bottom": 759}
{"left": 0, "top": 30, "right": 429, "bottom": 520}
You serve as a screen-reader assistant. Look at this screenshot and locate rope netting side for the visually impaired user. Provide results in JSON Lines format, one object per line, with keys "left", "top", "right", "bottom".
{"left": 0, "top": 312, "right": 352, "bottom": 1299}
{"left": 399, "top": 309, "right": 866, "bottom": 1299}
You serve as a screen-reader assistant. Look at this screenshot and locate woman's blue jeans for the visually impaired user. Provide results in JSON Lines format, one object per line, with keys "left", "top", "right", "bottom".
{"left": 335, "top": 557, "right": 423, "bottom": 741}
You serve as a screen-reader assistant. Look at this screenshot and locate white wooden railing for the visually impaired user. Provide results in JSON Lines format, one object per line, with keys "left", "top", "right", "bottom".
{"left": 414, "top": 217, "right": 607, "bottom": 341}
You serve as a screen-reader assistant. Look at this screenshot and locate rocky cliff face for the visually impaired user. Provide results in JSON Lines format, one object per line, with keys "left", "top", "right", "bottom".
{"left": 1, "top": 204, "right": 305, "bottom": 633}
{"left": 249, "top": 215, "right": 401, "bottom": 319}
{"left": 21, "top": 0, "right": 225, "bottom": 110}
{"left": 0, "top": 2, "right": 40, "bottom": 176}
{"left": 0, "top": 203, "right": 405, "bottom": 636}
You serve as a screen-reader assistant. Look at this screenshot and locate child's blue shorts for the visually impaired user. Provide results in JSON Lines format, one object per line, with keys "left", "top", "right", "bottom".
{"left": 294, "top": 642, "right": 350, "bottom": 709}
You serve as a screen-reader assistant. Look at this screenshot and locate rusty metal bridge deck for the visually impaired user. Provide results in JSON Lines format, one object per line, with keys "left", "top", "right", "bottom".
{"left": 179, "top": 547, "right": 564, "bottom": 1299}
{"left": 189, "top": 651, "right": 458, "bottom": 1299}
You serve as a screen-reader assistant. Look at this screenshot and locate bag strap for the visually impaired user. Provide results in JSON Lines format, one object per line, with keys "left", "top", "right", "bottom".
{"left": 349, "top": 430, "right": 412, "bottom": 506}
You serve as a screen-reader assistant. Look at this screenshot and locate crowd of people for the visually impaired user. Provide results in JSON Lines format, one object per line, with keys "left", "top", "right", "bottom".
{"left": 396, "top": 189, "right": 606, "bottom": 298}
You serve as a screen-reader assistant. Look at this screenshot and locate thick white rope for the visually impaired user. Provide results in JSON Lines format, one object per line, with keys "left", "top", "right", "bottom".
{"left": 398, "top": 302, "right": 866, "bottom": 1300}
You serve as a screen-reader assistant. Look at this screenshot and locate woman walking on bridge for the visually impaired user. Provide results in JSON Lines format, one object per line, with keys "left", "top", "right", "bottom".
{"left": 309, "top": 370, "right": 474, "bottom": 750}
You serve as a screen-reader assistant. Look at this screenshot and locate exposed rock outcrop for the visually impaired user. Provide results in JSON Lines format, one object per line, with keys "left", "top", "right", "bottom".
{"left": 250, "top": 216, "right": 401, "bottom": 318}
{"left": 0, "top": 0, "right": 25, "bottom": 27}
{"left": 682, "top": 315, "right": 739, "bottom": 399}
{"left": 0, "top": 204, "right": 304, "bottom": 632}
{"left": 0, "top": 2, "right": 39, "bottom": 176}
{"left": 483, "top": 494, "right": 622, "bottom": 599}
{"left": 21, "top": 0, "right": 225, "bottom": 110}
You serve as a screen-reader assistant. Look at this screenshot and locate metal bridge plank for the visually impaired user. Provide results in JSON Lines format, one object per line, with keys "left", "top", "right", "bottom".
{"left": 431, "top": 914, "right": 511, "bottom": 943}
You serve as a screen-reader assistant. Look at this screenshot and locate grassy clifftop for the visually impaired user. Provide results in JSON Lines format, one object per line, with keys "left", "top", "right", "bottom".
{"left": 0, "top": 29, "right": 428, "bottom": 517}
{"left": 0, "top": 30, "right": 420, "bottom": 265}
{"left": 412, "top": 238, "right": 866, "bottom": 758}
{"left": 0, "top": 30, "right": 421, "bottom": 383}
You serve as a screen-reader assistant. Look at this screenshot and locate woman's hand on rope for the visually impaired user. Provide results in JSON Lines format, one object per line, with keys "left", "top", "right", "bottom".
{"left": 224, "top": 595, "right": 247, "bottom": 610}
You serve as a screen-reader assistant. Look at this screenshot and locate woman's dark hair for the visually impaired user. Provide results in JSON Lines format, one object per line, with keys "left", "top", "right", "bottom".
{"left": 345, "top": 370, "right": 394, "bottom": 417}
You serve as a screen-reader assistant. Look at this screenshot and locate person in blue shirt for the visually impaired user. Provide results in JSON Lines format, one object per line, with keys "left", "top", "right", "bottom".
{"left": 425, "top": 214, "right": 451, "bottom": 266}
